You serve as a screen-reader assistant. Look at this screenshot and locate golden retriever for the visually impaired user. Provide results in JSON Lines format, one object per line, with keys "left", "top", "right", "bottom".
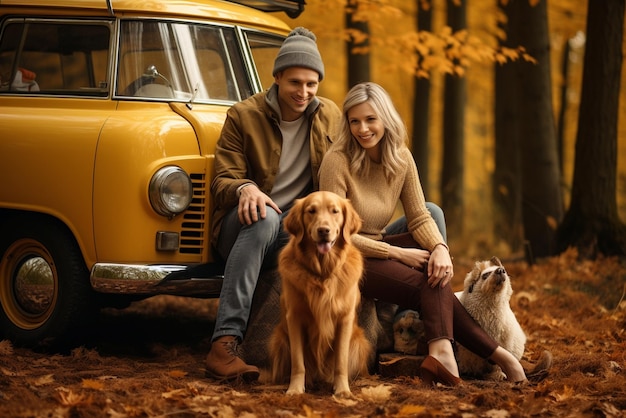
{"left": 269, "top": 191, "right": 372, "bottom": 396}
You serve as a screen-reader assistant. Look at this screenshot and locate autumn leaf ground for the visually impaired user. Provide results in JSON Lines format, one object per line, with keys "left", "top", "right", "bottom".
{"left": 0, "top": 248, "right": 625, "bottom": 417}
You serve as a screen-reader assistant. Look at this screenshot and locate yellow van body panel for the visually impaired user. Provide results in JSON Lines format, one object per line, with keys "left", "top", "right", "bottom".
{"left": 0, "top": 96, "right": 117, "bottom": 267}
{"left": 92, "top": 101, "right": 227, "bottom": 265}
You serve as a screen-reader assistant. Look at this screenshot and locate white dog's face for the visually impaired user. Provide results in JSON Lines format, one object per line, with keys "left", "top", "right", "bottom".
{"left": 464, "top": 256, "right": 512, "bottom": 300}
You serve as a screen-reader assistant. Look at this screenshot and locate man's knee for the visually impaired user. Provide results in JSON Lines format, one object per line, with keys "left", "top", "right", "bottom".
{"left": 239, "top": 207, "right": 282, "bottom": 247}
{"left": 250, "top": 207, "right": 281, "bottom": 233}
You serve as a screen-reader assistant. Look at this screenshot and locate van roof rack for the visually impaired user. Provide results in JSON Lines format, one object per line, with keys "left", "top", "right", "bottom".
{"left": 228, "top": 0, "right": 305, "bottom": 18}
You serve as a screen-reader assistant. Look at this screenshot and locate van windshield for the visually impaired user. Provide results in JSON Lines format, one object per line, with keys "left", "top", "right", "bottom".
{"left": 116, "top": 20, "right": 283, "bottom": 103}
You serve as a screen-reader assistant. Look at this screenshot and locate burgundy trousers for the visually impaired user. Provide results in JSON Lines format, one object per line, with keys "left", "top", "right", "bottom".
{"left": 361, "top": 232, "right": 498, "bottom": 359}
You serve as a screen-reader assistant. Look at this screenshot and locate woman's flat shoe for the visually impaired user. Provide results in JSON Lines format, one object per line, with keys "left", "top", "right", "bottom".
{"left": 525, "top": 350, "right": 553, "bottom": 383}
{"left": 420, "top": 355, "right": 463, "bottom": 387}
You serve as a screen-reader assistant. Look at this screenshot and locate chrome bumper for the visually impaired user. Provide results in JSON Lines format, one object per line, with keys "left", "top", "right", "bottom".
{"left": 90, "top": 263, "right": 224, "bottom": 297}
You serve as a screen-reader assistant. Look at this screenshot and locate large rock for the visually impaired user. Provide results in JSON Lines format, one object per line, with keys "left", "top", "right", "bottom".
{"left": 239, "top": 269, "right": 282, "bottom": 369}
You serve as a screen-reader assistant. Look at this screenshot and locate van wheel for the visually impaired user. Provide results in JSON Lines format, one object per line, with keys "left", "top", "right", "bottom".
{"left": 0, "top": 218, "right": 95, "bottom": 349}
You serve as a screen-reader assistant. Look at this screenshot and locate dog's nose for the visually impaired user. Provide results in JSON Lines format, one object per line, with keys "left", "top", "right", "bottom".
{"left": 317, "top": 226, "right": 330, "bottom": 237}
{"left": 495, "top": 267, "right": 505, "bottom": 275}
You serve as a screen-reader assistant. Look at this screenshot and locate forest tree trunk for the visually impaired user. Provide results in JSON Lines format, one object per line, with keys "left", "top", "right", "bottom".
{"left": 556, "top": 0, "right": 626, "bottom": 258}
{"left": 412, "top": 0, "right": 432, "bottom": 197}
{"left": 517, "top": 0, "right": 563, "bottom": 258}
{"left": 494, "top": 0, "right": 524, "bottom": 254}
{"left": 441, "top": 0, "right": 466, "bottom": 239}
{"left": 346, "top": 0, "right": 370, "bottom": 88}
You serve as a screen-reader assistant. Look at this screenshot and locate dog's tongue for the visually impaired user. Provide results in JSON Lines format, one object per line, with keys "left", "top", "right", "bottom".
{"left": 317, "top": 242, "right": 332, "bottom": 254}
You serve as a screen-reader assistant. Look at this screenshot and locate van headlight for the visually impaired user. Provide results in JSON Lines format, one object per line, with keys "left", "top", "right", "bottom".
{"left": 149, "top": 166, "right": 193, "bottom": 218}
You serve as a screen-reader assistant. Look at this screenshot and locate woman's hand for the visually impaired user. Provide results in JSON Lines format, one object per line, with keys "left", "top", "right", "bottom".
{"left": 388, "top": 246, "right": 430, "bottom": 270}
{"left": 427, "top": 244, "right": 453, "bottom": 288}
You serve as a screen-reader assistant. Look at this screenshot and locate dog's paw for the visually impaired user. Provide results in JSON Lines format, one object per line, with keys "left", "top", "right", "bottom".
{"left": 333, "top": 388, "right": 353, "bottom": 398}
{"left": 485, "top": 367, "right": 507, "bottom": 381}
{"left": 286, "top": 384, "right": 305, "bottom": 395}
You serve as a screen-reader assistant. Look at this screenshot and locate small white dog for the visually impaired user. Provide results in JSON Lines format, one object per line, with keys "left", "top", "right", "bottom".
{"left": 455, "top": 257, "right": 526, "bottom": 380}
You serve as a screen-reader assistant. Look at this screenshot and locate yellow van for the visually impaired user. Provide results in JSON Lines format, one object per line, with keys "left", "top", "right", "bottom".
{"left": 0, "top": 0, "right": 300, "bottom": 347}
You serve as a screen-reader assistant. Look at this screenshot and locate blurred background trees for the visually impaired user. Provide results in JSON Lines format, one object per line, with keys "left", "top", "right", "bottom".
{"left": 556, "top": 0, "right": 626, "bottom": 258}
{"left": 276, "top": 0, "right": 626, "bottom": 260}
{"left": 496, "top": 0, "right": 564, "bottom": 260}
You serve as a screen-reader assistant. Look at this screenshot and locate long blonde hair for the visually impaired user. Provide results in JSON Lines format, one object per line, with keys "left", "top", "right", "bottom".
{"left": 335, "top": 82, "right": 407, "bottom": 182}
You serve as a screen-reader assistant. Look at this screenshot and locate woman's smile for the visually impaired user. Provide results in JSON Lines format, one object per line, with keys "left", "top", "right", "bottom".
{"left": 348, "top": 102, "right": 385, "bottom": 160}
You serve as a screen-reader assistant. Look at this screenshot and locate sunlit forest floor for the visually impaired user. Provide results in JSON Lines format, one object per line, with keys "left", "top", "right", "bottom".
{"left": 0, "top": 248, "right": 625, "bottom": 417}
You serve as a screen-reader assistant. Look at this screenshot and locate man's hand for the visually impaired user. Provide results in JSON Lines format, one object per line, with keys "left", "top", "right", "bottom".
{"left": 237, "top": 184, "right": 281, "bottom": 225}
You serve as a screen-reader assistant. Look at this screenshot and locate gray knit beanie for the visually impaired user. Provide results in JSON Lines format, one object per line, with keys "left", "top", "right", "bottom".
{"left": 272, "top": 27, "right": 324, "bottom": 80}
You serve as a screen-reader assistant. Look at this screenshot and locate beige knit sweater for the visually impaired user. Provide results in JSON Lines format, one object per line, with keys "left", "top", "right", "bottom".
{"left": 319, "top": 146, "right": 445, "bottom": 259}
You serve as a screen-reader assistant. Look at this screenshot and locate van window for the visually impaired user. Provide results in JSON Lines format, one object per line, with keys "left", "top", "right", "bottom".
{"left": 245, "top": 32, "right": 283, "bottom": 91}
{"left": 0, "top": 20, "right": 111, "bottom": 96}
{"left": 117, "top": 20, "right": 252, "bottom": 102}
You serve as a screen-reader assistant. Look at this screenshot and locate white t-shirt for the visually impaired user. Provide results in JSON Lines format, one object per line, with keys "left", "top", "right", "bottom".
{"left": 271, "top": 115, "right": 311, "bottom": 210}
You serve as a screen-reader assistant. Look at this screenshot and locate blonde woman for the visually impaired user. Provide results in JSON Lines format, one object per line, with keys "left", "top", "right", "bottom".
{"left": 319, "top": 82, "right": 527, "bottom": 386}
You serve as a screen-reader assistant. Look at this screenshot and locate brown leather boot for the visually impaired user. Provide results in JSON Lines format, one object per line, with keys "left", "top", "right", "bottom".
{"left": 205, "top": 336, "right": 260, "bottom": 382}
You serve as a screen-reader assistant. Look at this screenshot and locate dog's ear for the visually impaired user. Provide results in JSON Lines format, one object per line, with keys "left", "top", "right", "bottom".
{"left": 491, "top": 256, "right": 502, "bottom": 267}
{"left": 284, "top": 197, "right": 306, "bottom": 243}
{"left": 341, "top": 198, "right": 362, "bottom": 240}
{"left": 468, "top": 263, "right": 481, "bottom": 293}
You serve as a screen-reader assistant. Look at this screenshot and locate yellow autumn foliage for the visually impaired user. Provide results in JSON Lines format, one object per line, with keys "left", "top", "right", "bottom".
{"left": 280, "top": 0, "right": 625, "bottom": 256}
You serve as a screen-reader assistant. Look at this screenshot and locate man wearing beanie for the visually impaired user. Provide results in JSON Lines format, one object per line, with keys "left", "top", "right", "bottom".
{"left": 206, "top": 27, "right": 341, "bottom": 381}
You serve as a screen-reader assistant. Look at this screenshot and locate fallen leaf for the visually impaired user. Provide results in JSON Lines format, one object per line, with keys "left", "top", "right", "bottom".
{"left": 397, "top": 404, "right": 427, "bottom": 415}
{"left": 457, "top": 401, "right": 475, "bottom": 411}
{"left": 32, "top": 374, "right": 54, "bottom": 386}
{"left": 598, "top": 402, "right": 622, "bottom": 417}
{"left": 302, "top": 404, "right": 324, "bottom": 418}
{"left": 191, "top": 404, "right": 235, "bottom": 417}
{"left": 167, "top": 369, "right": 188, "bottom": 378}
{"left": 485, "top": 409, "right": 510, "bottom": 418}
{"left": 1, "top": 367, "right": 23, "bottom": 377}
{"left": 360, "top": 384, "right": 392, "bottom": 402}
{"left": 57, "top": 389, "right": 92, "bottom": 407}
{"left": 82, "top": 378, "right": 105, "bottom": 390}
{"left": 0, "top": 340, "right": 14, "bottom": 355}
{"left": 106, "top": 408, "right": 129, "bottom": 418}
{"left": 551, "top": 385, "right": 574, "bottom": 402}
{"left": 161, "top": 388, "right": 187, "bottom": 399}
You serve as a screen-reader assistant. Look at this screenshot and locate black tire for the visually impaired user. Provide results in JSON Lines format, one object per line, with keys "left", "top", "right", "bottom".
{"left": 0, "top": 215, "right": 96, "bottom": 349}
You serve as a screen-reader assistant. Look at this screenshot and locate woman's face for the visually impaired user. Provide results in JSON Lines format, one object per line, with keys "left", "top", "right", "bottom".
{"left": 347, "top": 101, "right": 384, "bottom": 161}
